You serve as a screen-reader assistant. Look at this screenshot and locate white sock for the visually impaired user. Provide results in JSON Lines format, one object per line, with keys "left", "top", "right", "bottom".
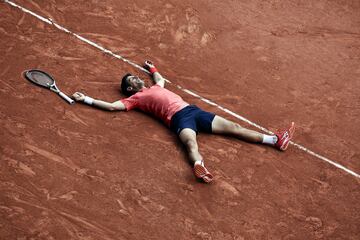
{"left": 194, "top": 160, "right": 204, "bottom": 166}
{"left": 262, "top": 135, "right": 278, "bottom": 145}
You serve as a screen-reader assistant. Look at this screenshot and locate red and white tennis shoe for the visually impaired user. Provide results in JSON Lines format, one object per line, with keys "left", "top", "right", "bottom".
{"left": 275, "top": 122, "right": 295, "bottom": 151}
{"left": 193, "top": 160, "right": 213, "bottom": 183}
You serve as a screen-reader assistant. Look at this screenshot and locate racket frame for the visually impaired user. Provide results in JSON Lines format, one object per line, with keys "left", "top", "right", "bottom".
{"left": 24, "top": 69, "right": 75, "bottom": 105}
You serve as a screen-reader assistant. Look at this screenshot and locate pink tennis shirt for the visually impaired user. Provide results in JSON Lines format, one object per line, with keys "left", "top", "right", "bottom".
{"left": 120, "top": 84, "right": 189, "bottom": 126}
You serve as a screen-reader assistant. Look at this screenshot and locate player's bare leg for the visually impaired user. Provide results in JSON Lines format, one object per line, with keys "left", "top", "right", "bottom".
{"left": 211, "top": 116, "right": 295, "bottom": 150}
{"left": 179, "top": 128, "right": 213, "bottom": 183}
{"left": 211, "top": 116, "right": 263, "bottom": 142}
{"left": 179, "top": 128, "right": 202, "bottom": 164}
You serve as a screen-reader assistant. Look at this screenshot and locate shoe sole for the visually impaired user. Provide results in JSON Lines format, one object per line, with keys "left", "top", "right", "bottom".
{"left": 280, "top": 122, "right": 295, "bottom": 151}
{"left": 194, "top": 164, "right": 213, "bottom": 183}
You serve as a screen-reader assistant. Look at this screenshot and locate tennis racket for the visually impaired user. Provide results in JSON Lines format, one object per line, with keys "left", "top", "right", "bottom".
{"left": 24, "top": 69, "right": 75, "bottom": 105}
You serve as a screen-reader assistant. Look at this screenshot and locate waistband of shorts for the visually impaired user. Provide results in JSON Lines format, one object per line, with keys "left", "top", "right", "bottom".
{"left": 171, "top": 104, "right": 198, "bottom": 118}
{"left": 170, "top": 105, "right": 198, "bottom": 127}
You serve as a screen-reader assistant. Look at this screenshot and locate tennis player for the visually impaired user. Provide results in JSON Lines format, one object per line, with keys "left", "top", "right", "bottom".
{"left": 72, "top": 61, "right": 295, "bottom": 183}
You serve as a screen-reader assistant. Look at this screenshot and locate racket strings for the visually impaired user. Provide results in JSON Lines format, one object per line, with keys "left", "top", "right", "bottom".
{"left": 28, "top": 72, "right": 54, "bottom": 87}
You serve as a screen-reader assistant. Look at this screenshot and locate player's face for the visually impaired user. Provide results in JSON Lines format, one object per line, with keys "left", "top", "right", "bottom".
{"left": 127, "top": 76, "right": 144, "bottom": 91}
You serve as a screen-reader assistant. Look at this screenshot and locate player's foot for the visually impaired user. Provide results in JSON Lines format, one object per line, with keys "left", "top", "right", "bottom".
{"left": 193, "top": 160, "right": 213, "bottom": 183}
{"left": 275, "top": 122, "right": 295, "bottom": 151}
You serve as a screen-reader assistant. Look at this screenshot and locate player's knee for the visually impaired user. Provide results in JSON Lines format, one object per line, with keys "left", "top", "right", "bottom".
{"left": 234, "top": 123, "right": 243, "bottom": 130}
{"left": 184, "top": 138, "right": 198, "bottom": 152}
{"left": 229, "top": 122, "right": 243, "bottom": 133}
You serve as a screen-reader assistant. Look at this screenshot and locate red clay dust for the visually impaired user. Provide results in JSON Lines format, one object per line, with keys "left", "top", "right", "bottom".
{"left": 1, "top": 0, "right": 359, "bottom": 239}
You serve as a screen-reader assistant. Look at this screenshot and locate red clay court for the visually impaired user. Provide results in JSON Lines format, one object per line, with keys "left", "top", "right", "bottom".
{"left": 1, "top": 0, "right": 359, "bottom": 239}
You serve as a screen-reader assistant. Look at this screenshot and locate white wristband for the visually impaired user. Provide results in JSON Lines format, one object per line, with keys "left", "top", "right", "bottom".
{"left": 84, "top": 96, "right": 94, "bottom": 105}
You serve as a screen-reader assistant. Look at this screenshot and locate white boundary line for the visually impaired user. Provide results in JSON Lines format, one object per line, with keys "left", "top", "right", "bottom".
{"left": 4, "top": 0, "right": 360, "bottom": 179}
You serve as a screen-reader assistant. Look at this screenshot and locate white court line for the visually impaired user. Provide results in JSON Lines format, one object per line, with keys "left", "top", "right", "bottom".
{"left": 4, "top": 0, "right": 359, "bottom": 179}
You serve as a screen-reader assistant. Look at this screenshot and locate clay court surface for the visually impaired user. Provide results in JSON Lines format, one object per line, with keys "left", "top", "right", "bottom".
{"left": 1, "top": 0, "right": 360, "bottom": 239}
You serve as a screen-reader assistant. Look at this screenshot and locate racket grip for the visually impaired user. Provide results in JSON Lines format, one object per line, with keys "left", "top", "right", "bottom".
{"left": 59, "top": 91, "right": 75, "bottom": 105}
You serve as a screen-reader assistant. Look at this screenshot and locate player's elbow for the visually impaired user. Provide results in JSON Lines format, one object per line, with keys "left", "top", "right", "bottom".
{"left": 156, "top": 80, "right": 165, "bottom": 88}
{"left": 110, "top": 104, "right": 123, "bottom": 111}
{"left": 108, "top": 106, "right": 116, "bottom": 111}
{"left": 110, "top": 101, "right": 125, "bottom": 111}
{"left": 104, "top": 103, "right": 115, "bottom": 111}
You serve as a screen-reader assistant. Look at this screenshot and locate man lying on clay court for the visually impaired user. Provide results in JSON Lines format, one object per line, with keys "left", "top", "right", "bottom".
{"left": 72, "top": 61, "right": 295, "bottom": 183}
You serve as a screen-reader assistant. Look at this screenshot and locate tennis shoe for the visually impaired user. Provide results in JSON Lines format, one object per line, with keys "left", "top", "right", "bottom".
{"left": 194, "top": 160, "right": 213, "bottom": 183}
{"left": 275, "top": 122, "right": 295, "bottom": 151}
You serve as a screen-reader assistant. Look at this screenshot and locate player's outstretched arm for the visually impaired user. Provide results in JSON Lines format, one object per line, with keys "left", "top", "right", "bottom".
{"left": 72, "top": 92, "right": 125, "bottom": 111}
{"left": 144, "top": 60, "right": 165, "bottom": 87}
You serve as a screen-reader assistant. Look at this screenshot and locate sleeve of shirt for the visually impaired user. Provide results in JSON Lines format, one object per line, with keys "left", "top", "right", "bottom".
{"left": 120, "top": 95, "right": 138, "bottom": 111}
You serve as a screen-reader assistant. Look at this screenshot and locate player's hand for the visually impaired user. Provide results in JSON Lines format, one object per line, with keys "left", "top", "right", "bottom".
{"left": 72, "top": 92, "right": 86, "bottom": 102}
{"left": 144, "top": 60, "right": 155, "bottom": 69}
{"left": 144, "top": 60, "right": 158, "bottom": 75}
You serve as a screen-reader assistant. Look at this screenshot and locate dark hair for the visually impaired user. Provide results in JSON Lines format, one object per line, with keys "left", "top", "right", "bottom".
{"left": 121, "top": 73, "right": 133, "bottom": 96}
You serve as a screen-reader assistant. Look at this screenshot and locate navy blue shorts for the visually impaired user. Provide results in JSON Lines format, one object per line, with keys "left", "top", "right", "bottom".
{"left": 170, "top": 105, "right": 216, "bottom": 135}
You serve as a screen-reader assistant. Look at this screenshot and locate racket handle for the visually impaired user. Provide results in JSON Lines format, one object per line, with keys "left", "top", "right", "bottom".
{"left": 59, "top": 91, "right": 75, "bottom": 105}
